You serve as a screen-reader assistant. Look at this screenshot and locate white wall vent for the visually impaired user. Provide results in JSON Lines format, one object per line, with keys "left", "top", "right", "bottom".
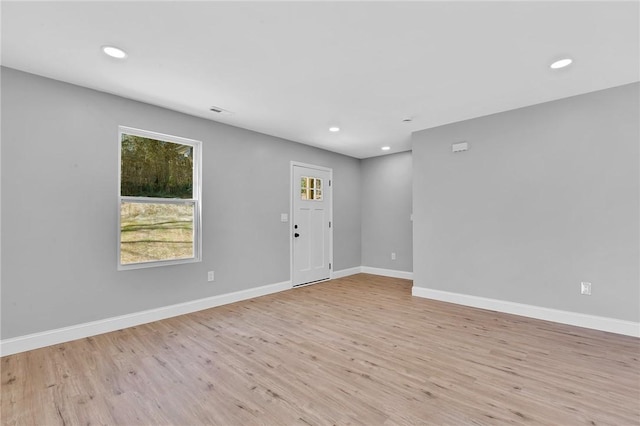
{"left": 452, "top": 142, "right": 469, "bottom": 153}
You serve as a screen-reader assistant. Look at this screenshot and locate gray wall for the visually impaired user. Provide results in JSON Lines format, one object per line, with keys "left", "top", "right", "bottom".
{"left": 412, "top": 83, "right": 639, "bottom": 322}
{"left": 1, "top": 67, "right": 362, "bottom": 338}
{"left": 361, "top": 151, "right": 413, "bottom": 272}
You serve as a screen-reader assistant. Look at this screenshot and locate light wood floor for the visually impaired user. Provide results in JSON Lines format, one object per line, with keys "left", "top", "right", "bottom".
{"left": 2, "top": 274, "right": 639, "bottom": 425}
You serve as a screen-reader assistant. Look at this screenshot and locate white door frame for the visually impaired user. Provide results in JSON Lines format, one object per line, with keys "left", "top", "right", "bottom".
{"left": 290, "top": 161, "right": 333, "bottom": 287}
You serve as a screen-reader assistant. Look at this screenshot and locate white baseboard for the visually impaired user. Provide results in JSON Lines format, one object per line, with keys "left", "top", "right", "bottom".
{"left": 15, "top": 273, "right": 626, "bottom": 356}
{"left": 361, "top": 266, "right": 413, "bottom": 280}
{"left": 0, "top": 280, "right": 292, "bottom": 357}
{"left": 332, "top": 267, "right": 362, "bottom": 279}
{"left": 412, "top": 286, "right": 640, "bottom": 338}
{"left": 333, "top": 266, "right": 414, "bottom": 280}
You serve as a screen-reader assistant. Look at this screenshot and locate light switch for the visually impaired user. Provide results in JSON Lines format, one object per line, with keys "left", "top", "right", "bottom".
{"left": 281, "top": 213, "right": 288, "bottom": 222}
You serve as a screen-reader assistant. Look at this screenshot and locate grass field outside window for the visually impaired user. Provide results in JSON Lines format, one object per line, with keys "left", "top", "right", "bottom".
{"left": 120, "top": 202, "right": 194, "bottom": 265}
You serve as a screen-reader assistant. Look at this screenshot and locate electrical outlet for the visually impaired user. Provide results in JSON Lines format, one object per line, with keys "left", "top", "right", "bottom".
{"left": 391, "top": 252, "right": 396, "bottom": 260}
{"left": 208, "top": 271, "right": 215, "bottom": 282}
{"left": 581, "top": 281, "right": 591, "bottom": 295}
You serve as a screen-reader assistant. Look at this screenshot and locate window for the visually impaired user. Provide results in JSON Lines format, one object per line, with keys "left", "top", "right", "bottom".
{"left": 300, "top": 176, "right": 323, "bottom": 201}
{"left": 118, "top": 126, "right": 201, "bottom": 269}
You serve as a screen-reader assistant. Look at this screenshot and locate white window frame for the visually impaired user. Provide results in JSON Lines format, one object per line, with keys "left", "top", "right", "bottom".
{"left": 117, "top": 126, "right": 202, "bottom": 270}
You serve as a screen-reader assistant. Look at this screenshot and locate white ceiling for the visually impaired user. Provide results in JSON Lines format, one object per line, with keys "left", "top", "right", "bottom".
{"left": 2, "top": 1, "right": 638, "bottom": 159}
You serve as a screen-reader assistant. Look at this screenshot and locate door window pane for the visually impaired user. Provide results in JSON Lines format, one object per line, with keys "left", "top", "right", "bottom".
{"left": 300, "top": 176, "right": 323, "bottom": 200}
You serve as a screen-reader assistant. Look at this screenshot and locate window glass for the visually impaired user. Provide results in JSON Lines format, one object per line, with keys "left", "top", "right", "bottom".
{"left": 300, "top": 176, "right": 323, "bottom": 200}
{"left": 120, "top": 202, "right": 194, "bottom": 265}
{"left": 121, "top": 135, "right": 193, "bottom": 198}
{"left": 119, "top": 127, "right": 201, "bottom": 269}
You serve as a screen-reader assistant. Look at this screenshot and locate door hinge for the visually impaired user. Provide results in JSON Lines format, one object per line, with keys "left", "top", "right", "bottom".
{"left": 329, "top": 221, "right": 331, "bottom": 228}
{"left": 329, "top": 263, "right": 332, "bottom": 270}
{"left": 329, "top": 180, "right": 331, "bottom": 187}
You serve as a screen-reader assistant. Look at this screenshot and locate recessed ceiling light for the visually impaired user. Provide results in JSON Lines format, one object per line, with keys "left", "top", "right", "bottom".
{"left": 381, "top": 146, "right": 391, "bottom": 151}
{"left": 329, "top": 127, "right": 340, "bottom": 132}
{"left": 102, "top": 45, "right": 127, "bottom": 59}
{"left": 550, "top": 58, "right": 572, "bottom": 69}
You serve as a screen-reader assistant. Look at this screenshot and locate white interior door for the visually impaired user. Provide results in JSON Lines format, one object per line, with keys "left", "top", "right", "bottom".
{"left": 292, "top": 164, "right": 332, "bottom": 286}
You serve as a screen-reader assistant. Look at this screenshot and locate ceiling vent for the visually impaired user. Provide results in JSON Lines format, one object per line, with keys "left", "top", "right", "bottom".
{"left": 209, "top": 106, "right": 233, "bottom": 115}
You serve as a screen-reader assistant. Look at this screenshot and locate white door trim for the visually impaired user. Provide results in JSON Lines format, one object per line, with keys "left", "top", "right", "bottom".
{"left": 290, "top": 161, "right": 333, "bottom": 287}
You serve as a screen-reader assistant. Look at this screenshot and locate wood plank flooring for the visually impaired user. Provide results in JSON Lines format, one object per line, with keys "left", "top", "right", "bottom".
{"left": 2, "top": 274, "right": 639, "bottom": 425}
